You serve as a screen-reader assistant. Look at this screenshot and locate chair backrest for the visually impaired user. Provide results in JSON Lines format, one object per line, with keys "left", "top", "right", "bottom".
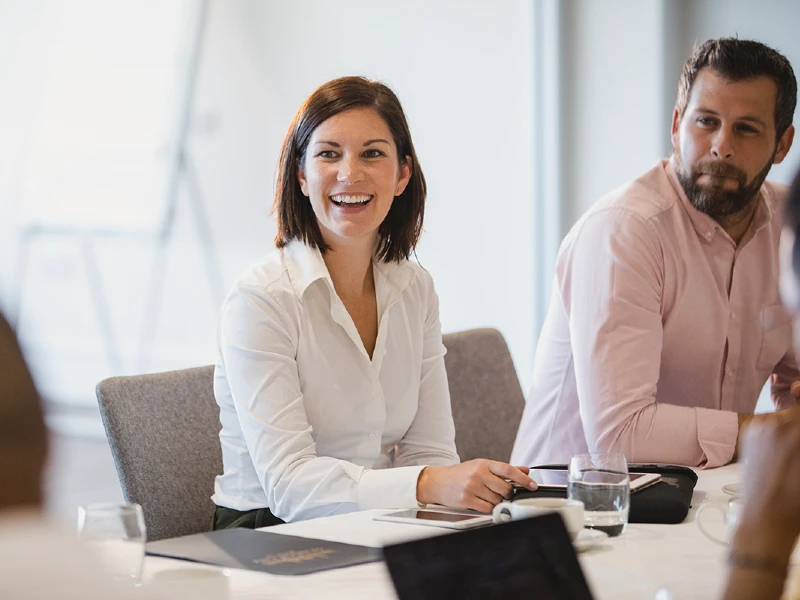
{"left": 442, "top": 328, "right": 525, "bottom": 463}
{"left": 96, "top": 365, "right": 221, "bottom": 541}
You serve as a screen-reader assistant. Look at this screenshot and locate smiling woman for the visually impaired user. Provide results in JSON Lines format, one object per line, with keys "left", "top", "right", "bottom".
{"left": 210, "top": 76, "right": 536, "bottom": 529}
{"left": 273, "top": 77, "right": 424, "bottom": 263}
{"left": 296, "top": 107, "right": 411, "bottom": 249}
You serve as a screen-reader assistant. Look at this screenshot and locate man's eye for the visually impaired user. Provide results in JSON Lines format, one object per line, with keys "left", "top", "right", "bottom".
{"left": 697, "top": 117, "right": 716, "bottom": 127}
{"left": 737, "top": 124, "right": 759, "bottom": 135}
{"left": 363, "top": 149, "right": 385, "bottom": 158}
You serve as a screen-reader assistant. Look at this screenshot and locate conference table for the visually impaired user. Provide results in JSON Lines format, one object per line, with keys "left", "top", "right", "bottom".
{"left": 139, "top": 463, "right": 793, "bottom": 599}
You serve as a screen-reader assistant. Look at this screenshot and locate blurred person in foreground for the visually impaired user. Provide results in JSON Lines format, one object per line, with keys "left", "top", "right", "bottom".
{"left": 513, "top": 38, "right": 799, "bottom": 469}
{"left": 0, "top": 314, "right": 164, "bottom": 599}
{"left": 722, "top": 171, "right": 800, "bottom": 599}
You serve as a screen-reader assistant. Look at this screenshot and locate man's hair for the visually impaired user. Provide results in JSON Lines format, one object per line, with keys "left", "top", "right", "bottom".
{"left": 273, "top": 76, "right": 426, "bottom": 263}
{"left": 675, "top": 38, "right": 797, "bottom": 140}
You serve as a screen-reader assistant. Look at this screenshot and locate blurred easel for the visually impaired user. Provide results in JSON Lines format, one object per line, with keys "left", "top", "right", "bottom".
{"left": 9, "top": 0, "right": 223, "bottom": 374}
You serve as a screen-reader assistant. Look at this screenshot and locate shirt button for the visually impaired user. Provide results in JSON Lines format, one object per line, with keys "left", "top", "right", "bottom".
{"left": 368, "top": 433, "right": 376, "bottom": 440}
{"left": 706, "top": 232, "right": 713, "bottom": 240}
{"left": 727, "top": 369, "right": 734, "bottom": 377}
{"left": 731, "top": 312, "right": 737, "bottom": 320}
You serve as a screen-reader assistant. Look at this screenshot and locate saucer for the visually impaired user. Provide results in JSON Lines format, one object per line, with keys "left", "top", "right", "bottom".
{"left": 722, "top": 483, "right": 742, "bottom": 498}
{"left": 573, "top": 528, "right": 608, "bottom": 552}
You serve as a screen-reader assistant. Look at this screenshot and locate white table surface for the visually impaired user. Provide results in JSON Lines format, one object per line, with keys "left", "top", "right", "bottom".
{"left": 140, "top": 464, "right": 747, "bottom": 599}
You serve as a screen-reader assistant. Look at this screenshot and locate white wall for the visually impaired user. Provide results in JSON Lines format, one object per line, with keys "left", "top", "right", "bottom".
{"left": 560, "top": 0, "right": 669, "bottom": 227}
{"left": 4, "top": 0, "right": 800, "bottom": 424}
{"left": 0, "top": 0, "right": 537, "bottom": 415}
{"left": 214, "top": 0, "right": 538, "bottom": 385}
{"left": 667, "top": 0, "right": 800, "bottom": 185}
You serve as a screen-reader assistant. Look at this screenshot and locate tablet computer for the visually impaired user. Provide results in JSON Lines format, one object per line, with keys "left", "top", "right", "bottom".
{"left": 372, "top": 509, "right": 493, "bottom": 530}
{"left": 521, "top": 469, "right": 661, "bottom": 492}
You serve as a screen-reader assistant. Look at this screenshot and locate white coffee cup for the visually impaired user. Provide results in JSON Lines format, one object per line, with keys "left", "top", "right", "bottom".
{"left": 696, "top": 498, "right": 744, "bottom": 545}
{"left": 492, "top": 498, "right": 585, "bottom": 540}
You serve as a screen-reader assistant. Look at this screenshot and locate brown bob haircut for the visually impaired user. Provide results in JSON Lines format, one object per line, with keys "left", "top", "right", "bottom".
{"left": 675, "top": 38, "right": 797, "bottom": 140}
{"left": 273, "top": 76, "right": 426, "bottom": 263}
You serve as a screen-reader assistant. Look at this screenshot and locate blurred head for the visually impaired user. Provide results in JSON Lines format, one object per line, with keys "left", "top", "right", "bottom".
{"left": 0, "top": 314, "right": 48, "bottom": 511}
{"left": 781, "top": 172, "right": 800, "bottom": 314}
{"left": 671, "top": 38, "right": 797, "bottom": 219}
{"left": 274, "top": 76, "right": 425, "bottom": 263}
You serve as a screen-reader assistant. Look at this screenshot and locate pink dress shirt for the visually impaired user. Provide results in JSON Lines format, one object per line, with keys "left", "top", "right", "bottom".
{"left": 511, "top": 158, "right": 797, "bottom": 468}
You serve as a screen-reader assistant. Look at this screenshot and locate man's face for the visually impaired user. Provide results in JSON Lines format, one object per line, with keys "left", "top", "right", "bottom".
{"left": 671, "top": 68, "right": 794, "bottom": 219}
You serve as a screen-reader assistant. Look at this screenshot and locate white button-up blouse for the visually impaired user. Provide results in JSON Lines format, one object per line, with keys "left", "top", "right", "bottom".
{"left": 212, "top": 240, "right": 460, "bottom": 521}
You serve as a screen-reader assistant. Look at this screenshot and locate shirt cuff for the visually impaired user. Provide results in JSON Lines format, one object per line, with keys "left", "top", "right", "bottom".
{"left": 356, "top": 465, "right": 427, "bottom": 510}
{"left": 696, "top": 407, "right": 739, "bottom": 468}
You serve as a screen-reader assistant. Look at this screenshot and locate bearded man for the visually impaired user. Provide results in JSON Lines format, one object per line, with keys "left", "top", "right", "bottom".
{"left": 512, "top": 38, "right": 799, "bottom": 468}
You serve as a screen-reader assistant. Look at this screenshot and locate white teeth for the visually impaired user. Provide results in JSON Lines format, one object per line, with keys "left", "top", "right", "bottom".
{"left": 331, "top": 194, "right": 372, "bottom": 204}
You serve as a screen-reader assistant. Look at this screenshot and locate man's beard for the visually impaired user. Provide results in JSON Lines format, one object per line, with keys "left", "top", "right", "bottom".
{"left": 674, "top": 148, "right": 775, "bottom": 220}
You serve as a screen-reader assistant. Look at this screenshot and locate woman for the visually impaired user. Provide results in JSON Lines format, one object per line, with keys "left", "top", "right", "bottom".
{"left": 212, "top": 76, "right": 535, "bottom": 528}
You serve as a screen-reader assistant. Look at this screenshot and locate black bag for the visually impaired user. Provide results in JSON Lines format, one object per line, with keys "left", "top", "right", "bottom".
{"left": 511, "top": 463, "right": 698, "bottom": 524}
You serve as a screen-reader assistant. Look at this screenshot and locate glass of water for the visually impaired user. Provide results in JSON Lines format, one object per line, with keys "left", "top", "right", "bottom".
{"left": 568, "top": 452, "right": 630, "bottom": 537}
{"left": 77, "top": 502, "right": 147, "bottom": 586}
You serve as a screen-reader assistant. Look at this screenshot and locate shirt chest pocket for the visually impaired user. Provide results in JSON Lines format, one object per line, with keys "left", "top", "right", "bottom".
{"left": 756, "top": 303, "right": 793, "bottom": 371}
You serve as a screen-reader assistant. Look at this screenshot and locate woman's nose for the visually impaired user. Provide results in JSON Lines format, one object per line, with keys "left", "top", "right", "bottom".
{"left": 337, "top": 154, "right": 364, "bottom": 183}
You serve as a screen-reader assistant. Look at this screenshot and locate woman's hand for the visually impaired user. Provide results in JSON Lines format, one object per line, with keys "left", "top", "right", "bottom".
{"left": 415, "top": 460, "right": 538, "bottom": 513}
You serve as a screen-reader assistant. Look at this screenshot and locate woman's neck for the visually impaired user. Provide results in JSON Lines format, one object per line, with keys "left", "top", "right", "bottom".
{"left": 322, "top": 235, "right": 376, "bottom": 298}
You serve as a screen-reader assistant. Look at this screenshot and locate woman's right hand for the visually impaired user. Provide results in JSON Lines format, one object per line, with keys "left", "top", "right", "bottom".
{"left": 415, "top": 460, "right": 537, "bottom": 513}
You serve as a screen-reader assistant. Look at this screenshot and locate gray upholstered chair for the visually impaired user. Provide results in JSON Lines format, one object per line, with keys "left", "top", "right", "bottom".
{"left": 442, "top": 328, "right": 525, "bottom": 463}
{"left": 95, "top": 328, "right": 522, "bottom": 541}
{"left": 96, "top": 365, "right": 221, "bottom": 541}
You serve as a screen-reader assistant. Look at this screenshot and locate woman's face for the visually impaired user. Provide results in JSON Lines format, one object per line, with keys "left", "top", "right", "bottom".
{"left": 298, "top": 107, "right": 412, "bottom": 249}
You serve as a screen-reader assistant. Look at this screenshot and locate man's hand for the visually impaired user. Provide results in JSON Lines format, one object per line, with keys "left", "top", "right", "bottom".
{"left": 736, "top": 402, "right": 800, "bottom": 457}
{"left": 791, "top": 381, "right": 800, "bottom": 400}
{"left": 416, "top": 460, "right": 537, "bottom": 513}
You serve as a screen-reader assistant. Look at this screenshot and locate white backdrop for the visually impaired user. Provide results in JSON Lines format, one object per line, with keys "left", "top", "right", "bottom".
{"left": 1, "top": 0, "right": 799, "bottom": 425}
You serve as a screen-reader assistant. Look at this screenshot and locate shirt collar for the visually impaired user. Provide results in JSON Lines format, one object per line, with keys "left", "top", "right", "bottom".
{"left": 282, "top": 239, "right": 417, "bottom": 301}
{"left": 372, "top": 255, "right": 415, "bottom": 297}
{"left": 283, "top": 239, "right": 333, "bottom": 299}
{"left": 666, "top": 156, "right": 771, "bottom": 243}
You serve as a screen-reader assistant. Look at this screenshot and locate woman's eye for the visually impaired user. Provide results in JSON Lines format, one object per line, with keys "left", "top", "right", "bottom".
{"left": 363, "top": 148, "right": 385, "bottom": 158}
{"left": 317, "top": 150, "right": 337, "bottom": 159}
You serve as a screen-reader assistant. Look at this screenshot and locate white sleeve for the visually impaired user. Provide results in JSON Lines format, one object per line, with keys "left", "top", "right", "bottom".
{"left": 394, "top": 271, "right": 460, "bottom": 467}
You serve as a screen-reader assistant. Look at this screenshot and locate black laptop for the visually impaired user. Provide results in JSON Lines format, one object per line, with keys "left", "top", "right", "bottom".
{"left": 383, "top": 512, "right": 594, "bottom": 600}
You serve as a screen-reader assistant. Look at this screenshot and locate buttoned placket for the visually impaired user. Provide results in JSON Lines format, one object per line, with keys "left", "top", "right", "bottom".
{"left": 326, "top": 275, "right": 400, "bottom": 456}
{"left": 718, "top": 223, "right": 762, "bottom": 411}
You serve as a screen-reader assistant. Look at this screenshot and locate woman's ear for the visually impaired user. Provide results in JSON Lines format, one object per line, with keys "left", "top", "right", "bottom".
{"left": 297, "top": 157, "right": 309, "bottom": 197}
{"left": 395, "top": 155, "right": 413, "bottom": 196}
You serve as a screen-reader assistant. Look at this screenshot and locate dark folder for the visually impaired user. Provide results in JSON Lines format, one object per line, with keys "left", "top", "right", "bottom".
{"left": 513, "top": 463, "right": 698, "bottom": 524}
{"left": 146, "top": 528, "right": 382, "bottom": 576}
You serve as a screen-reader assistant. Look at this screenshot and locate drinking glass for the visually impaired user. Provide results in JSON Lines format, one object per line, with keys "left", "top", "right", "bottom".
{"left": 568, "top": 452, "right": 630, "bottom": 537}
{"left": 77, "top": 502, "right": 147, "bottom": 586}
